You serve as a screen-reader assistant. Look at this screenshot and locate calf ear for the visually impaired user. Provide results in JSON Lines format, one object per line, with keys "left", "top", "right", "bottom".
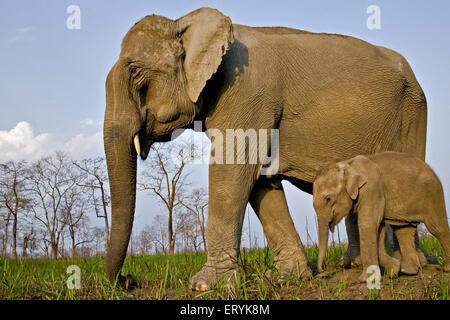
{"left": 344, "top": 165, "right": 367, "bottom": 200}
{"left": 176, "top": 8, "right": 234, "bottom": 103}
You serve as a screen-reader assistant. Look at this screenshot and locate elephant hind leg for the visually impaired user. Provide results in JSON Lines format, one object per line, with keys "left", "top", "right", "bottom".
{"left": 249, "top": 177, "right": 312, "bottom": 279}
{"left": 394, "top": 226, "right": 421, "bottom": 275}
{"left": 378, "top": 223, "right": 400, "bottom": 275}
{"left": 424, "top": 215, "right": 450, "bottom": 272}
{"left": 392, "top": 227, "right": 427, "bottom": 269}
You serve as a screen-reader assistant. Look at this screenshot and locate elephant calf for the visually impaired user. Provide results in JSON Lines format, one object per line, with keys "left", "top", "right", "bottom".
{"left": 313, "top": 151, "right": 450, "bottom": 282}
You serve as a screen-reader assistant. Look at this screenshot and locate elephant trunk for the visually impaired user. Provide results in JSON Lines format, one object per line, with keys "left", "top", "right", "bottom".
{"left": 317, "top": 217, "right": 330, "bottom": 273}
{"left": 104, "top": 61, "right": 142, "bottom": 281}
{"left": 104, "top": 143, "right": 137, "bottom": 280}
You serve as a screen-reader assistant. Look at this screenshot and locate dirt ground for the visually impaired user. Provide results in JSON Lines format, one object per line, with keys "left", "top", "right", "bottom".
{"left": 138, "top": 262, "right": 449, "bottom": 300}
{"left": 290, "top": 263, "right": 449, "bottom": 300}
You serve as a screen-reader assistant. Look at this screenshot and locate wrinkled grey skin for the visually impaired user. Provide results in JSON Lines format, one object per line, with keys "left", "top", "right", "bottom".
{"left": 313, "top": 152, "right": 450, "bottom": 282}
{"left": 103, "top": 8, "right": 427, "bottom": 290}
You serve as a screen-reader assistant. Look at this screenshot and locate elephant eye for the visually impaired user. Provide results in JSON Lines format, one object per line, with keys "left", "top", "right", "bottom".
{"left": 138, "top": 84, "right": 148, "bottom": 108}
{"left": 325, "top": 195, "right": 332, "bottom": 204}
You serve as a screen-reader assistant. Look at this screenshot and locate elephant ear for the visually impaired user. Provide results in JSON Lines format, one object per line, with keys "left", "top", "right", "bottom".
{"left": 343, "top": 164, "right": 367, "bottom": 200}
{"left": 176, "top": 8, "right": 234, "bottom": 103}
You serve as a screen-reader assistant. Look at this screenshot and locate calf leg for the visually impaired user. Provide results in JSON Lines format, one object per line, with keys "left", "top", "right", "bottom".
{"left": 394, "top": 226, "right": 421, "bottom": 275}
{"left": 378, "top": 223, "right": 400, "bottom": 275}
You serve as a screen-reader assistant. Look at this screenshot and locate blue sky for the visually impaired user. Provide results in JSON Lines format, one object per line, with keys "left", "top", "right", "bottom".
{"left": 0, "top": 0, "right": 449, "bottom": 246}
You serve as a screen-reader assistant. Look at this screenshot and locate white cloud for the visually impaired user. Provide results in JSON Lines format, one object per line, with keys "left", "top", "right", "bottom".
{"left": 64, "top": 131, "right": 103, "bottom": 159}
{"left": 80, "top": 118, "right": 102, "bottom": 129}
{"left": 8, "top": 26, "right": 36, "bottom": 44}
{"left": 16, "top": 27, "right": 33, "bottom": 34}
{"left": 0, "top": 121, "right": 103, "bottom": 162}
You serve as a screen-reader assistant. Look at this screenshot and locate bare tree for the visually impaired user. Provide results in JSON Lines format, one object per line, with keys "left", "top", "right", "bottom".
{"left": 36, "top": 228, "right": 51, "bottom": 258}
{"left": 29, "top": 151, "right": 79, "bottom": 259}
{"left": 0, "top": 160, "right": 32, "bottom": 259}
{"left": 17, "top": 211, "right": 39, "bottom": 259}
{"left": 89, "top": 226, "right": 105, "bottom": 256}
{"left": 138, "top": 225, "right": 154, "bottom": 255}
{"left": 180, "top": 188, "right": 208, "bottom": 252}
{"left": 61, "top": 185, "right": 91, "bottom": 258}
{"left": 175, "top": 209, "right": 199, "bottom": 253}
{"left": 21, "top": 226, "right": 36, "bottom": 259}
{"left": 1, "top": 206, "right": 11, "bottom": 258}
{"left": 0, "top": 206, "right": 9, "bottom": 258}
{"left": 149, "top": 214, "right": 169, "bottom": 254}
{"left": 304, "top": 216, "right": 316, "bottom": 247}
{"left": 73, "top": 157, "right": 110, "bottom": 254}
{"left": 138, "top": 143, "right": 195, "bottom": 255}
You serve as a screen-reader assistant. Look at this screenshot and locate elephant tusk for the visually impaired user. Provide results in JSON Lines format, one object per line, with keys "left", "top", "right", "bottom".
{"left": 133, "top": 134, "right": 141, "bottom": 156}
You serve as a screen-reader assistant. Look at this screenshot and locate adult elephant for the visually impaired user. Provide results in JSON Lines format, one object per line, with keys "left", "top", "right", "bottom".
{"left": 103, "top": 8, "right": 427, "bottom": 290}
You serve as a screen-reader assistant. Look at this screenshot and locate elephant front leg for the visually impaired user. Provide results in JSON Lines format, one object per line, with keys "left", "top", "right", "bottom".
{"left": 357, "top": 216, "right": 381, "bottom": 283}
{"left": 249, "top": 177, "right": 312, "bottom": 280}
{"left": 343, "top": 212, "right": 362, "bottom": 268}
{"left": 190, "top": 164, "right": 259, "bottom": 291}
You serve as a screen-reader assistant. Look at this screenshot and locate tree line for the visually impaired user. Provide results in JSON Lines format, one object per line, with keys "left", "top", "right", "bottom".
{"left": 0, "top": 143, "right": 209, "bottom": 259}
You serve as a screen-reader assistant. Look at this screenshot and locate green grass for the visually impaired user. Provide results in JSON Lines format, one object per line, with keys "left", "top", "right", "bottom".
{"left": 0, "top": 237, "right": 448, "bottom": 300}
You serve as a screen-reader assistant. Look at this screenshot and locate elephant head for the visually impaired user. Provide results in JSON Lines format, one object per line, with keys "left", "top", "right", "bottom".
{"left": 313, "top": 162, "right": 366, "bottom": 272}
{"left": 103, "top": 8, "right": 234, "bottom": 281}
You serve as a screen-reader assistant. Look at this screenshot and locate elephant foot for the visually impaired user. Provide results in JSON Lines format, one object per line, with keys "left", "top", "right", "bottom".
{"left": 393, "top": 250, "right": 401, "bottom": 261}
{"left": 299, "top": 266, "right": 313, "bottom": 279}
{"left": 417, "top": 250, "right": 427, "bottom": 268}
{"left": 341, "top": 254, "right": 362, "bottom": 269}
{"left": 379, "top": 250, "right": 400, "bottom": 276}
{"left": 189, "top": 265, "right": 238, "bottom": 291}
{"left": 117, "top": 274, "right": 137, "bottom": 290}
{"left": 342, "top": 246, "right": 361, "bottom": 268}
{"left": 394, "top": 249, "right": 425, "bottom": 275}
{"left": 358, "top": 269, "right": 368, "bottom": 283}
{"left": 351, "top": 256, "right": 363, "bottom": 268}
{"left": 400, "top": 263, "right": 419, "bottom": 275}
{"left": 380, "top": 257, "right": 400, "bottom": 276}
{"left": 393, "top": 250, "right": 417, "bottom": 275}
{"left": 397, "top": 250, "right": 427, "bottom": 267}
{"left": 358, "top": 265, "right": 382, "bottom": 286}
{"left": 271, "top": 258, "right": 313, "bottom": 281}
{"left": 400, "top": 255, "right": 421, "bottom": 275}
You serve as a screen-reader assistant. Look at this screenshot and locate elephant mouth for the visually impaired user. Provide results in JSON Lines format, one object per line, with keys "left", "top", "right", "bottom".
{"left": 329, "top": 220, "right": 335, "bottom": 233}
{"left": 133, "top": 131, "right": 152, "bottom": 160}
{"left": 132, "top": 113, "right": 155, "bottom": 160}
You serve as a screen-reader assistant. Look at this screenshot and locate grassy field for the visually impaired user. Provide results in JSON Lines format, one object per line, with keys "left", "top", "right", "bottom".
{"left": 0, "top": 237, "right": 448, "bottom": 300}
